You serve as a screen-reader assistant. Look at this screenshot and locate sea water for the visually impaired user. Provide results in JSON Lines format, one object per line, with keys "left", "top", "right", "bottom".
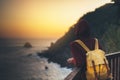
{"left": 0, "top": 38, "right": 72, "bottom": 80}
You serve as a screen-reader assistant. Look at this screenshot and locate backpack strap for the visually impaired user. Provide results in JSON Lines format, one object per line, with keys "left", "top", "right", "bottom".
{"left": 94, "top": 38, "right": 99, "bottom": 50}
{"left": 75, "top": 40, "right": 90, "bottom": 52}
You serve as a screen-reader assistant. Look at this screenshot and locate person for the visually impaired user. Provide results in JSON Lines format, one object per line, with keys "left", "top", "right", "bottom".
{"left": 67, "top": 19, "right": 102, "bottom": 80}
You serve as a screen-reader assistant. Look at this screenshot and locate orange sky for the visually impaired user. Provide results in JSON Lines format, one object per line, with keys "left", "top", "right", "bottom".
{"left": 0, "top": 0, "right": 111, "bottom": 39}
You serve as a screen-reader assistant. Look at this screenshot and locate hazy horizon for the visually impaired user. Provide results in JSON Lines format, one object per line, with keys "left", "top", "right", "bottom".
{"left": 0, "top": 0, "right": 111, "bottom": 39}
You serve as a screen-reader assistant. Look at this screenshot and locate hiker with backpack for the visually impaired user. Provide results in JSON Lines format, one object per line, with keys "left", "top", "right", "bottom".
{"left": 67, "top": 19, "right": 112, "bottom": 80}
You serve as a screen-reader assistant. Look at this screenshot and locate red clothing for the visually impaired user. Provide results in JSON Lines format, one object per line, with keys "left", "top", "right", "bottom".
{"left": 70, "top": 38, "right": 102, "bottom": 67}
{"left": 70, "top": 38, "right": 102, "bottom": 80}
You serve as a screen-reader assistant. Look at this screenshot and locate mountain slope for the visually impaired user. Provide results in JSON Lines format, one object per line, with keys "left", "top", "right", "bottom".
{"left": 38, "top": 3, "right": 120, "bottom": 67}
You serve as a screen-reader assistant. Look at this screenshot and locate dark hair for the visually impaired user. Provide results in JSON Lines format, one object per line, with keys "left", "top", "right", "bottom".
{"left": 74, "top": 19, "right": 91, "bottom": 38}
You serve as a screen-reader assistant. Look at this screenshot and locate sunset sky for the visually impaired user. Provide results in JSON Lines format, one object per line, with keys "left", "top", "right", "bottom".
{"left": 0, "top": 0, "right": 111, "bottom": 39}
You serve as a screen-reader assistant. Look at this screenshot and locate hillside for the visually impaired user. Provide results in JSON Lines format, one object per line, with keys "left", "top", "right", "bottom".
{"left": 37, "top": 3, "right": 120, "bottom": 67}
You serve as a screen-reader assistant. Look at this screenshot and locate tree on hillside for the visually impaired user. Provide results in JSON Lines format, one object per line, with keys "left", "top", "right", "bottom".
{"left": 111, "top": 0, "right": 120, "bottom": 4}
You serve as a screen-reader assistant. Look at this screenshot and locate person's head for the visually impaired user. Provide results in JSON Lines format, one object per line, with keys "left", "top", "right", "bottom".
{"left": 74, "top": 19, "right": 91, "bottom": 39}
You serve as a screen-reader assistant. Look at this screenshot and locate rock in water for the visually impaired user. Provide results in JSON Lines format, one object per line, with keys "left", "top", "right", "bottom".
{"left": 45, "top": 66, "right": 48, "bottom": 70}
{"left": 24, "top": 42, "right": 32, "bottom": 48}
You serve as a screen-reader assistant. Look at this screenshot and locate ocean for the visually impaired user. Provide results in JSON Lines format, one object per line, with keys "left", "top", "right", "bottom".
{"left": 0, "top": 38, "right": 72, "bottom": 80}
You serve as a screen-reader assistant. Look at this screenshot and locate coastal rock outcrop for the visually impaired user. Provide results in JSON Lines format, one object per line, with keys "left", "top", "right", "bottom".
{"left": 24, "top": 42, "right": 32, "bottom": 48}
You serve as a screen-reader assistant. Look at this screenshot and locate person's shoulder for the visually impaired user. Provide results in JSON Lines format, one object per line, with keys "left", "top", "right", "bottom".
{"left": 90, "top": 38, "right": 96, "bottom": 40}
{"left": 89, "top": 38, "right": 98, "bottom": 42}
{"left": 90, "top": 38, "right": 101, "bottom": 45}
{"left": 70, "top": 40, "right": 78, "bottom": 46}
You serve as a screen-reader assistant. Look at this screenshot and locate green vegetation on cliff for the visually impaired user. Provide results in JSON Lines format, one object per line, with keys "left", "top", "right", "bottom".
{"left": 80, "top": 3, "right": 120, "bottom": 52}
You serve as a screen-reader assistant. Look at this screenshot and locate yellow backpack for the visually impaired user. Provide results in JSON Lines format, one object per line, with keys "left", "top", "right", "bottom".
{"left": 75, "top": 38, "right": 112, "bottom": 80}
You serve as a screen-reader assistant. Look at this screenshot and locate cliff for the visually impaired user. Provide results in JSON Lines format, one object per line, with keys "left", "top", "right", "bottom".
{"left": 37, "top": 3, "right": 120, "bottom": 67}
